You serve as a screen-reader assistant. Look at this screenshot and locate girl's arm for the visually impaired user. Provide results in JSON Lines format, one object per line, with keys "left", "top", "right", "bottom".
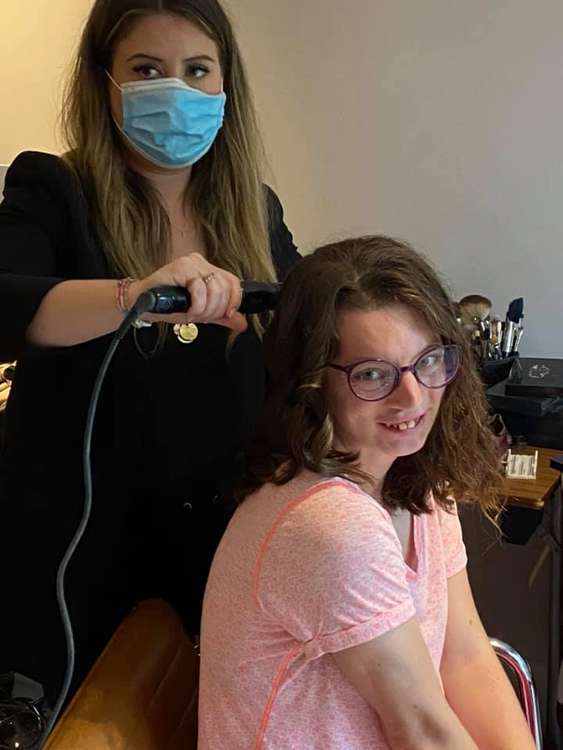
{"left": 332, "top": 617, "right": 479, "bottom": 750}
{"left": 440, "top": 568, "right": 536, "bottom": 750}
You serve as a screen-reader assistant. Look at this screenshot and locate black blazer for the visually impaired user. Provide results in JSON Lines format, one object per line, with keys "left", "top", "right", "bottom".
{"left": 0, "top": 151, "right": 299, "bottom": 361}
{"left": 0, "top": 151, "right": 300, "bottom": 503}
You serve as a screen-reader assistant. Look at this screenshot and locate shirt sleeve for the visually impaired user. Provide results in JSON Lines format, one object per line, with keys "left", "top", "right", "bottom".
{"left": 0, "top": 153, "right": 67, "bottom": 360}
{"left": 255, "top": 481, "right": 416, "bottom": 661}
{"left": 437, "top": 501, "right": 468, "bottom": 578}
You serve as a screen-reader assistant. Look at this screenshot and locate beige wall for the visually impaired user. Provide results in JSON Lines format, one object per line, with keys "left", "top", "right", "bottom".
{"left": 0, "top": 0, "right": 93, "bottom": 163}
{"left": 230, "top": 0, "right": 563, "bottom": 357}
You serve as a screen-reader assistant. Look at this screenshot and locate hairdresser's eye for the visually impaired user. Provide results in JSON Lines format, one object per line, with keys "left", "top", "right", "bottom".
{"left": 133, "top": 64, "right": 161, "bottom": 79}
{"left": 186, "top": 63, "right": 210, "bottom": 80}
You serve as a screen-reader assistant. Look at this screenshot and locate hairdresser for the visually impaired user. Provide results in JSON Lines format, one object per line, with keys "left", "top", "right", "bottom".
{"left": 0, "top": 0, "right": 299, "bottom": 704}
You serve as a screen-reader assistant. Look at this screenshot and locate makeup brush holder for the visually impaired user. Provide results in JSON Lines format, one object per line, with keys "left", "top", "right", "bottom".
{"left": 480, "top": 354, "right": 519, "bottom": 387}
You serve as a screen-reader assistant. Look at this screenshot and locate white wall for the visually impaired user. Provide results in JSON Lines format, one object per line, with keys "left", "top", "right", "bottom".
{"left": 230, "top": 0, "right": 563, "bottom": 357}
{"left": 0, "top": 0, "right": 93, "bottom": 164}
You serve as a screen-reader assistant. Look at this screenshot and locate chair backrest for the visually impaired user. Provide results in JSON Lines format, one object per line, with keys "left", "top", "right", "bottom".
{"left": 44, "top": 599, "right": 199, "bottom": 750}
{"left": 490, "top": 637, "right": 543, "bottom": 749}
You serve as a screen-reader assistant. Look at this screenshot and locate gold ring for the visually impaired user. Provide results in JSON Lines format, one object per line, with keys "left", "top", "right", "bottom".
{"left": 202, "top": 272, "right": 216, "bottom": 285}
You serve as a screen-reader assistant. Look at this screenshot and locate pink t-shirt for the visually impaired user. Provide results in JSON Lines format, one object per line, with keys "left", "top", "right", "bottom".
{"left": 198, "top": 472, "right": 467, "bottom": 749}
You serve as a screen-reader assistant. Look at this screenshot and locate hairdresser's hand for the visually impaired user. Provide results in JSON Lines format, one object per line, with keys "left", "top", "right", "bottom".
{"left": 130, "top": 253, "right": 247, "bottom": 332}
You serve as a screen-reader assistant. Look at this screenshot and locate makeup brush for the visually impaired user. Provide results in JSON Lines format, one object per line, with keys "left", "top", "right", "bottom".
{"left": 458, "top": 294, "right": 492, "bottom": 328}
{"left": 501, "top": 298, "right": 524, "bottom": 356}
{"left": 490, "top": 318, "right": 503, "bottom": 360}
{"left": 506, "top": 297, "right": 524, "bottom": 324}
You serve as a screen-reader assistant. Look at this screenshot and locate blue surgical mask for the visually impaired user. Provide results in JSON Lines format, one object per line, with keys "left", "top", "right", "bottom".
{"left": 107, "top": 73, "right": 226, "bottom": 169}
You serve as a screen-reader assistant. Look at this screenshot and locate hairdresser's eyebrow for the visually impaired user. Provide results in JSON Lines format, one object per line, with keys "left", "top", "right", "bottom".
{"left": 184, "top": 54, "right": 216, "bottom": 63}
{"left": 127, "top": 53, "right": 216, "bottom": 63}
{"left": 127, "top": 53, "right": 163, "bottom": 62}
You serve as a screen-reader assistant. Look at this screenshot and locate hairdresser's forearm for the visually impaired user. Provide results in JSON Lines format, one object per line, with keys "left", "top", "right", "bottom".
{"left": 26, "top": 280, "right": 128, "bottom": 347}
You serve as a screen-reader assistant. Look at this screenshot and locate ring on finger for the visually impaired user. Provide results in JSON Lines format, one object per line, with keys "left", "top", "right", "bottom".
{"left": 202, "top": 272, "right": 216, "bottom": 285}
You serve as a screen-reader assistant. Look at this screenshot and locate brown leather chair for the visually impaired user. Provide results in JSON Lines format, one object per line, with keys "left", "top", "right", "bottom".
{"left": 44, "top": 599, "right": 199, "bottom": 750}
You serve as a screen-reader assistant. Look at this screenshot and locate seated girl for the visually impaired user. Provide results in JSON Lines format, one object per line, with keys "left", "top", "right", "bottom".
{"left": 198, "top": 236, "right": 536, "bottom": 749}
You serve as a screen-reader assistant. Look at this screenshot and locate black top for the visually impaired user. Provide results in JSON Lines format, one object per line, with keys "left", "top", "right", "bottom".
{"left": 0, "top": 150, "right": 299, "bottom": 526}
{"left": 0, "top": 151, "right": 298, "bottom": 693}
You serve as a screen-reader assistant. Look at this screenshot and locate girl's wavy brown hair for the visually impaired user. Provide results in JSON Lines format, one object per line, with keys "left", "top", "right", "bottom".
{"left": 239, "top": 236, "right": 503, "bottom": 517}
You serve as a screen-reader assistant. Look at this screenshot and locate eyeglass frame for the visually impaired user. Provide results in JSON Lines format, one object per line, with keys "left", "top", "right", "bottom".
{"left": 327, "top": 344, "right": 462, "bottom": 402}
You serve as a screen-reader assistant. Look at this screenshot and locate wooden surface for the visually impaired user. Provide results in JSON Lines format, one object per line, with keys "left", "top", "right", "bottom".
{"left": 503, "top": 446, "right": 562, "bottom": 510}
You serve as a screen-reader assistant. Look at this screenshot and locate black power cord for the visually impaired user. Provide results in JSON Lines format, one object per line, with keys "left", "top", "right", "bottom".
{"left": 40, "top": 282, "right": 280, "bottom": 746}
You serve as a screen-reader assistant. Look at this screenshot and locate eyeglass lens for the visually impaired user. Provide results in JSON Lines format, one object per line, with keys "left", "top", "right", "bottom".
{"left": 349, "top": 345, "right": 459, "bottom": 400}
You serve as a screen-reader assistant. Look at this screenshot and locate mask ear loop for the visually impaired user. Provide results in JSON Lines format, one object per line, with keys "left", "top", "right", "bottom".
{"left": 103, "top": 69, "right": 134, "bottom": 149}
{"left": 105, "top": 69, "right": 122, "bottom": 91}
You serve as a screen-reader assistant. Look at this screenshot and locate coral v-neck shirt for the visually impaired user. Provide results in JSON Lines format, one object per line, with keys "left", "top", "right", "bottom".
{"left": 198, "top": 472, "right": 467, "bottom": 749}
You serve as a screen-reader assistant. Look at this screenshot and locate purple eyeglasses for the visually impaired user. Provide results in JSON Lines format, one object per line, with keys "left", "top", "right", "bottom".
{"left": 328, "top": 344, "right": 461, "bottom": 402}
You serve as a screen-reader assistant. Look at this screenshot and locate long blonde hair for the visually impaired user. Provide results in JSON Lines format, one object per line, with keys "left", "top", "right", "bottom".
{"left": 61, "top": 0, "right": 277, "bottom": 289}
